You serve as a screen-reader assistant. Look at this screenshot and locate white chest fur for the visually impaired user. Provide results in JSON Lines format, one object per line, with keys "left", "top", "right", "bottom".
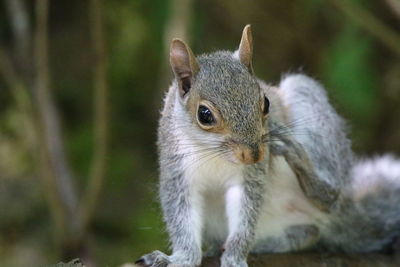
{"left": 180, "top": 143, "right": 243, "bottom": 242}
{"left": 255, "top": 156, "right": 327, "bottom": 243}
{"left": 180, "top": 143, "right": 327, "bottom": 249}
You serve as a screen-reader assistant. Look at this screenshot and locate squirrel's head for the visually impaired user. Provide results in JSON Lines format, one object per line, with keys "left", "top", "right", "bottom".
{"left": 170, "top": 25, "right": 269, "bottom": 165}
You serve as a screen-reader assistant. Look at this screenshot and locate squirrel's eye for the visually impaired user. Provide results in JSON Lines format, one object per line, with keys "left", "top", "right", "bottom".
{"left": 263, "top": 96, "right": 270, "bottom": 115}
{"left": 198, "top": 105, "right": 215, "bottom": 125}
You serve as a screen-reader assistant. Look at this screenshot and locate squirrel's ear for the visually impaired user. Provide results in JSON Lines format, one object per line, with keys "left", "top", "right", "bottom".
{"left": 238, "top": 24, "right": 254, "bottom": 74}
{"left": 170, "top": 39, "right": 200, "bottom": 97}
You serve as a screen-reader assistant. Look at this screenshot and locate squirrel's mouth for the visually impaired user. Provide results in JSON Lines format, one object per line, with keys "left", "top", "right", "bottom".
{"left": 230, "top": 143, "right": 265, "bottom": 165}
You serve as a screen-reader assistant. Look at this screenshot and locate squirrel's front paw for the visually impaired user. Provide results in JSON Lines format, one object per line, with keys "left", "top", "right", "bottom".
{"left": 135, "top": 250, "right": 170, "bottom": 267}
{"left": 136, "top": 250, "right": 198, "bottom": 267}
{"left": 220, "top": 254, "right": 248, "bottom": 267}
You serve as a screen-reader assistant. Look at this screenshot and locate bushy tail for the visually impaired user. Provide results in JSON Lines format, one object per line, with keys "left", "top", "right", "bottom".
{"left": 350, "top": 155, "right": 400, "bottom": 231}
{"left": 324, "top": 155, "right": 400, "bottom": 252}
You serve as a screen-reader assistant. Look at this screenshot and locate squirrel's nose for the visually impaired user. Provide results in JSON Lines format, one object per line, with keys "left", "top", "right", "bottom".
{"left": 234, "top": 144, "right": 265, "bottom": 164}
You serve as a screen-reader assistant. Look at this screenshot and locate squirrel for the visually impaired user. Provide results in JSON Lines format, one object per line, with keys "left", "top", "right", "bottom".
{"left": 136, "top": 25, "right": 400, "bottom": 267}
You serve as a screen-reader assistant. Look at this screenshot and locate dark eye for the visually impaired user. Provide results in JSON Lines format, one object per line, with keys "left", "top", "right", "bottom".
{"left": 263, "top": 96, "right": 270, "bottom": 115}
{"left": 198, "top": 105, "right": 215, "bottom": 125}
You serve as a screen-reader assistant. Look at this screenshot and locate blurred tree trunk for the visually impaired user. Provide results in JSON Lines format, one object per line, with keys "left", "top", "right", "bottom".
{"left": 2, "top": 0, "right": 36, "bottom": 155}
{"left": 154, "top": 0, "right": 194, "bottom": 112}
{"left": 33, "top": 1, "right": 109, "bottom": 265}
{"left": 78, "top": 0, "right": 109, "bottom": 245}
{"left": 34, "top": 0, "right": 79, "bottom": 238}
{"left": 330, "top": 0, "right": 400, "bottom": 57}
{"left": 4, "top": 0, "right": 32, "bottom": 84}
{"left": 162, "top": 0, "right": 194, "bottom": 56}
{"left": 1, "top": 0, "right": 109, "bottom": 266}
{"left": 385, "top": 0, "right": 400, "bottom": 19}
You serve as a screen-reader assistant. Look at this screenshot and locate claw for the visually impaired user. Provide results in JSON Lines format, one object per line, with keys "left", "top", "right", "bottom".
{"left": 135, "top": 257, "right": 145, "bottom": 266}
{"left": 135, "top": 251, "right": 171, "bottom": 267}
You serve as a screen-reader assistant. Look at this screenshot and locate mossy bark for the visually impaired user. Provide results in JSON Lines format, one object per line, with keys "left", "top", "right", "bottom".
{"left": 49, "top": 253, "right": 400, "bottom": 267}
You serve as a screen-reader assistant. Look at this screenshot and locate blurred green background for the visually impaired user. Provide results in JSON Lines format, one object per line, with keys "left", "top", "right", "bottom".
{"left": 0, "top": 0, "right": 399, "bottom": 266}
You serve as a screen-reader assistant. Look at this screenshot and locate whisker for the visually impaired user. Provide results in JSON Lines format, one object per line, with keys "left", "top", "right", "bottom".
{"left": 187, "top": 149, "right": 232, "bottom": 174}
{"left": 264, "top": 115, "right": 324, "bottom": 142}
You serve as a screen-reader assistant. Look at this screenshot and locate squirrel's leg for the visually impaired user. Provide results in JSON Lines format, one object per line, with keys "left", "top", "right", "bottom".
{"left": 269, "top": 134, "right": 339, "bottom": 212}
{"left": 137, "top": 173, "right": 202, "bottom": 267}
{"left": 221, "top": 167, "right": 266, "bottom": 267}
{"left": 275, "top": 74, "right": 354, "bottom": 212}
{"left": 252, "top": 224, "right": 320, "bottom": 253}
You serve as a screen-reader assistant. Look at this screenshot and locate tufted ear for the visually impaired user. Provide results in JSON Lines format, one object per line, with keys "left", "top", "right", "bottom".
{"left": 238, "top": 24, "right": 254, "bottom": 74}
{"left": 170, "top": 39, "right": 200, "bottom": 97}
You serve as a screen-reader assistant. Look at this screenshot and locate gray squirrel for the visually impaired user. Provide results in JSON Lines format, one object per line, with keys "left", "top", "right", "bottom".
{"left": 136, "top": 25, "right": 400, "bottom": 267}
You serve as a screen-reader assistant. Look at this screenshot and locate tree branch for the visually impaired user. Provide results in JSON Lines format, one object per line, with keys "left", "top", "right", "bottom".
{"left": 385, "top": 0, "right": 400, "bottom": 20}
{"left": 0, "top": 44, "right": 38, "bottom": 164}
{"left": 154, "top": 0, "right": 194, "bottom": 112}
{"left": 0, "top": 45, "right": 21, "bottom": 90}
{"left": 330, "top": 0, "right": 400, "bottom": 57}
{"left": 34, "top": 0, "right": 78, "bottom": 236}
{"left": 4, "top": 0, "right": 32, "bottom": 83}
{"left": 1, "top": 1, "right": 69, "bottom": 241}
{"left": 79, "top": 0, "right": 109, "bottom": 238}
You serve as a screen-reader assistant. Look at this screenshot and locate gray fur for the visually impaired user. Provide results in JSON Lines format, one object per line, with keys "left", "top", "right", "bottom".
{"left": 137, "top": 44, "right": 400, "bottom": 267}
{"left": 320, "top": 156, "right": 400, "bottom": 252}
{"left": 196, "top": 51, "right": 265, "bottom": 146}
{"left": 279, "top": 75, "right": 400, "bottom": 252}
{"left": 156, "top": 89, "right": 203, "bottom": 266}
{"left": 285, "top": 224, "right": 320, "bottom": 251}
{"left": 279, "top": 74, "right": 355, "bottom": 191}
{"left": 221, "top": 164, "right": 267, "bottom": 267}
{"left": 252, "top": 224, "right": 320, "bottom": 253}
{"left": 269, "top": 131, "right": 339, "bottom": 211}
